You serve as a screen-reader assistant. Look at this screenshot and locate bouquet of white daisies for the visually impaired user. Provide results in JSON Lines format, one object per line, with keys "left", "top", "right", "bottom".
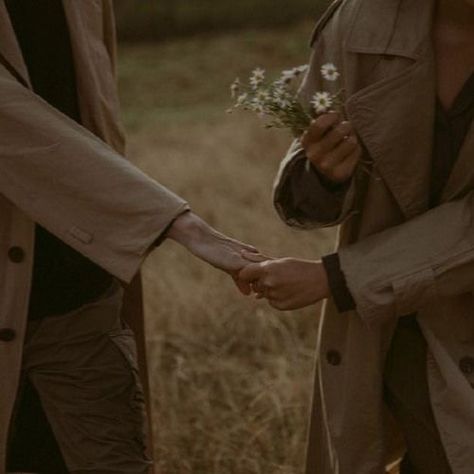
{"left": 228, "top": 63, "right": 344, "bottom": 137}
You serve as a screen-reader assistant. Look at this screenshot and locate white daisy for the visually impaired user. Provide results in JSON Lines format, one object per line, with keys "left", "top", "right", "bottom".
{"left": 321, "top": 63, "right": 340, "bottom": 82}
{"left": 311, "top": 91, "right": 333, "bottom": 114}
{"left": 295, "top": 64, "right": 309, "bottom": 74}
{"left": 279, "top": 65, "right": 308, "bottom": 84}
{"left": 275, "top": 97, "right": 292, "bottom": 109}
{"left": 255, "top": 89, "right": 271, "bottom": 103}
{"left": 273, "top": 87, "right": 292, "bottom": 109}
{"left": 280, "top": 69, "right": 297, "bottom": 83}
{"left": 251, "top": 98, "right": 265, "bottom": 114}
{"left": 250, "top": 67, "right": 265, "bottom": 89}
{"left": 236, "top": 93, "right": 248, "bottom": 106}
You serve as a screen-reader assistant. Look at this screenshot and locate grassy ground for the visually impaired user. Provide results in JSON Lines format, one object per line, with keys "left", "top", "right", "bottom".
{"left": 118, "top": 23, "right": 337, "bottom": 474}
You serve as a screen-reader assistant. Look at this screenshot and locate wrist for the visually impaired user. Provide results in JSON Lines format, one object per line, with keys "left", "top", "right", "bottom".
{"left": 309, "top": 161, "right": 352, "bottom": 190}
{"left": 166, "top": 211, "right": 202, "bottom": 245}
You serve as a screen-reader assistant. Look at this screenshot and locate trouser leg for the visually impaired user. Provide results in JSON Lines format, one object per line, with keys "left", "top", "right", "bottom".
{"left": 384, "top": 316, "right": 452, "bottom": 474}
{"left": 7, "top": 376, "right": 68, "bottom": 473}
{"left": 16, "top": 283, "right": 152, "bottom": 474}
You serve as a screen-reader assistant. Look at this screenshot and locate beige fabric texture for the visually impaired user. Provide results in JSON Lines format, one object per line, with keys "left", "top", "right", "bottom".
{"left": 274, "top": 0, "right": 474, "bottom": 473}
{"left": 16, "top": 282, "right": 152, "bottom": 473}
{"left": 0, "top": 1, "right": 189, "bottom": 472}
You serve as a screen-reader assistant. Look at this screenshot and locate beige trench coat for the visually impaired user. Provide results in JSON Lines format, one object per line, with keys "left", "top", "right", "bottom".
{"left": 274, "top": 0, "right": 474, "bottom": 473}
{"left": 0, "top": 1, "right": 189, "bottom": 472}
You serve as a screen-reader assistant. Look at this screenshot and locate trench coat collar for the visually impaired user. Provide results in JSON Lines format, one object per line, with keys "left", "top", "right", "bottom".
{"left": 345, "top": 0, "right": 437, "bottom": 219}
{"left": 0, "top": 0, "right": 31, "bottom": 87}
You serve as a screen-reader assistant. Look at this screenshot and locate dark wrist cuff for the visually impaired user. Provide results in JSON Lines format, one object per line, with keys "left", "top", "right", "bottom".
{"left": 322, "top": 253, "right": 356, "bottom": 313}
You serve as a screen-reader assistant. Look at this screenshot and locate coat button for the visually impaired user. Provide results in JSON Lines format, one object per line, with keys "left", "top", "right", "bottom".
{"left": 8, "top": 246, "right": 25, "bottom": 263}
{"left": 459, "top": 357, "right": 474, "bottom": 375}
{"left": 326, "top": 350, "right": 342, "bottom": 366}
{"left": 0, "top": 328, "right": 16, "bottom": 342}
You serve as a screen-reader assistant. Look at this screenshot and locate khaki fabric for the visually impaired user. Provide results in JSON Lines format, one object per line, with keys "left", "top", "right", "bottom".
{"left": 8, "top": 282, "right": 152, "bottom": 473}
{"left": 274, "top": 0, "right": 474, "bottom": 473}
{"left": 0, "top": 1, "right": 189, "bottom": 472}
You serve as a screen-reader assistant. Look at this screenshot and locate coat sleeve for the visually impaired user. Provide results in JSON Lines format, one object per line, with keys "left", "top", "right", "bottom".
{"left": 273, "top": 0, "right": 358, "bottom": 229}
{"left": 338, "top": 191, "right": 474, "bottom": 325}
{"left": 0, "top": 68, "right": 189, "bottom": 283}
{"left": 273, "top": 137, "right": 358, "bottom": 229}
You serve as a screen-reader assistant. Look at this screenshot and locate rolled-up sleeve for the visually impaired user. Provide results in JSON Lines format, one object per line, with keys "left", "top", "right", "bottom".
{"left": 273, "top": 140, "right": 357, "bottom": 229}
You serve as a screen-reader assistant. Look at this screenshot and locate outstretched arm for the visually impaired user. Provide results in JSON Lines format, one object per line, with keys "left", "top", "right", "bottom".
{"left": 0, "top": 65, "right": 260, "bottom": 286}
{"left": 167, "top": 211, "right": 262, "bottom": 294}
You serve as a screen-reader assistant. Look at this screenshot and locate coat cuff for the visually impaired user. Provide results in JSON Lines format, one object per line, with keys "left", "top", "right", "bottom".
{"left": 153, "top": 209, "right": 190, "bottom": 247}
{"left": 322, "top": 253, "right": 356, "bottom": 313}
{"left": 273, "top": 144, "right": 358, "bottom": 229}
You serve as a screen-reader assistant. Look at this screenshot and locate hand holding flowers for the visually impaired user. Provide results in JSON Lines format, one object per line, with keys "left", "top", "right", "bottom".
{"left": 229, "top": 62, "right": 344, "bottom": 135}
{"left": 229, "top": 62, "right": 362, "bottom": 185}
{"left": 302, "top": 112, "right": 362, "bottom": 185}
{"left": 227, "top": 62, "right": 362, "bottom": 310}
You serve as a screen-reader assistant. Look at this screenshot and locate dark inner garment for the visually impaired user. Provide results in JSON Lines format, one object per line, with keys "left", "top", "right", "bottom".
{"left": 6, "top": 0, "right": 115, "bottom": 322}
{"left": 6, "top": 0, "right": 115, "bottom": 471}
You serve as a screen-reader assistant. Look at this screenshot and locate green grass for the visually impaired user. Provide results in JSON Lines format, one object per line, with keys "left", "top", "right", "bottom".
{"left": 118, "top": 23, "right": 315, "bottom": 130}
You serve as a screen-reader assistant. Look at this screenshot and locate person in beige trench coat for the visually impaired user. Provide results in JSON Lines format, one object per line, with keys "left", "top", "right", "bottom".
{"left": 0, "top": 1, "right": 262, "bottom": 473}
{"left": 240, "top": 0, "right": 474, "bottom": 472}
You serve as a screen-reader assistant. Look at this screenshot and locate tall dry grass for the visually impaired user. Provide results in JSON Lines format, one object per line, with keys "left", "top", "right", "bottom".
{"left": 119, "top": 24, "right": 337, "bottom": 474}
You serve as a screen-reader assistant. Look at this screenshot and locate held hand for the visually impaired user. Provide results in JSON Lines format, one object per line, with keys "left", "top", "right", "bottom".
{"left": 239, "top": 252, "right": 330, "bottom": 311}
{"left": 301, "top": 112, "right": 362, "bottom": 184}
{"left": 166, "top": 212, "right": 265, "bottom": 294}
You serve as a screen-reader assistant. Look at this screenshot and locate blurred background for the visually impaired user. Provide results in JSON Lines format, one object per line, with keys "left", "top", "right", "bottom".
{"left": 114, "top": 1, "right": 334, "bottom": 473}
{"left": 113, "top": 0, "right": 328, "bottom": 41}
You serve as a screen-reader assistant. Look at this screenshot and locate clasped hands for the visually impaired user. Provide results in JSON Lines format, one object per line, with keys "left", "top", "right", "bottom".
{"left": 237, "top": 112, "right": 361, "bottom": 310}
{"left": 237, "top": 252, "right": 331, "bottom": 311}
{"left": 167, "top": 211, "right": 330, "bottom": 311}
{"left": 166, "top": 113, "right": 362, "bottom": 310}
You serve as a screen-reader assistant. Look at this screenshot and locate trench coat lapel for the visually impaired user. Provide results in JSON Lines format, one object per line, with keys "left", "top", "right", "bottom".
{"left": 0, "top": 0, "right": 30, "bottom": 86}
{"left": 441, "top": 124, "right": 474, "bottom": 202}
{"left": 345, "top": 0, "right": 436, "bottom": 220}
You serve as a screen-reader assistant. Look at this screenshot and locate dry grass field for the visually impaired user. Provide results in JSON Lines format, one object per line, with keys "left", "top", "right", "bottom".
{"left": 118, "top": 23, "right": 338, "bottom": 474}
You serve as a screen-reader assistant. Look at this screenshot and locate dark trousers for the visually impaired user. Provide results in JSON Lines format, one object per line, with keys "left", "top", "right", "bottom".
{"left": 384, "top": 316, "right": 452, "bottom": 474}
{"left": 7, "top": 378, "right": 68, "bottom": 473}
{"left": 6, "top": 283, "right": 151, "bottom": 474}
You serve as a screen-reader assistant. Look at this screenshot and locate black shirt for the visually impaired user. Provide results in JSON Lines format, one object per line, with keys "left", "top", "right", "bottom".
{"left": 6, "top": 0, "right": 115, "bottom": 319}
